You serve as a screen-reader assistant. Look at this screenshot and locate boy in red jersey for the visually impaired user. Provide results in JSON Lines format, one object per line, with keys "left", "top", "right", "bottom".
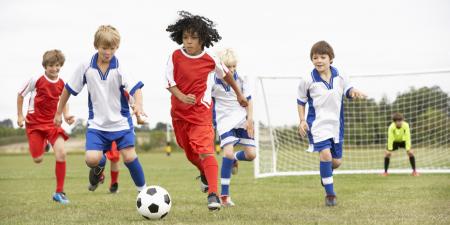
{"left": 165, "top": 11, "right": 248, "bottom": 210}
{"left": 17, "top": 49, "right": 75, "bottom": 204}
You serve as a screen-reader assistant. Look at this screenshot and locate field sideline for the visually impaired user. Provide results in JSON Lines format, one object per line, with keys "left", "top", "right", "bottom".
{"left": 0, "top": 152, "right": 449, "bottom": 225}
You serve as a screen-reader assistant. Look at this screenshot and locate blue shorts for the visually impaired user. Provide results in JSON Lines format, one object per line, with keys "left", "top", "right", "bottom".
{"left": 219, "top": 128, "right": 255, "bottom": 148}
{"left": 86, "top": 128, "right": 135, "bottom": 151}
{"left": 313, "top": 139, "right": 343, "bottom": 159}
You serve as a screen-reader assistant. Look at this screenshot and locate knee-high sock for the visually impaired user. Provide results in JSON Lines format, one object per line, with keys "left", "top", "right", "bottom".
{"left": 409, "top": 156, "right": 416, "bottom": 171}
{"left": 55, "top": 161, "right": 66, "bottom": 193}
{"left": 234, "top": 150, "right": 251, "bottom": 161}
{"left": 201, "top": 155, "right": 218, "bottom": 194}
{"left": 320, "top": 161, "right": 335, "bottom": 196}
{"left": 124, "top": 158, "right": 146, "bottom": 191}
{"left": 221, "top": 157, "right": 234, "bottom": 196}
{"left": 98, "top": 154, "right": 107, "bottom": 168}
{"left": 185, "top": 151, "right": 204, "bottom": 174}
{"left": 384, "top": 157, "right": 390, "bottom": 173}
{"left": 111, "top": 170, "right": 119, "bottom": 185}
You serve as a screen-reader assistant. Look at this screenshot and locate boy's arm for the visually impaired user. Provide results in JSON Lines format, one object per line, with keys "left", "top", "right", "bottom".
{"left": 131, "top": 89, "right": 148, "bottom": 125}
{"left": 387, "top": 125, "right": 394, "bottom": 150}
{"left": 297, "top": 104, "right": 308, "bottom": 138}
{"left": 223, "top": 74, "right": 248, "bottom": 107}
{"left": 404, "top": 123, "right": 411, "bottom": 150}
{"left": 54, "top": 88, "right": 71, "bottom": 126}
{"left": 17, "top": 94, "right": 27, "bottom": 127}
{"left": 245, "top": 99, "right": 254, "bottom": 138}
{"left": 167, "top": 86, "right": 196, "bottom": 105}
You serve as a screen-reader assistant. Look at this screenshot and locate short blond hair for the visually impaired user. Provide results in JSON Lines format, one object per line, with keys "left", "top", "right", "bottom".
{"left": 218, "top": 48, "right": 238, "bottom": 66}
{"left": 94, "top": 25, "right": 120, "bottom": 48}
{"left": 42, "top": 49, "right": 65, "bottom": 68}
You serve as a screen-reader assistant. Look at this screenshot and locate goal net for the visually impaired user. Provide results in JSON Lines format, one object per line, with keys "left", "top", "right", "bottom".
{"left": 254, "top": 70, "right": 450, "bottom": 178}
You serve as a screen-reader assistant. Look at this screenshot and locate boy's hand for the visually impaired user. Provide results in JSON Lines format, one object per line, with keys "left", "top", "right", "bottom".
{"left": 132, "top": 105, "right": 148, "bottom": 125}
{"left": 17, "top": 115, "right": 28, "bottom": 127}
{"left": 350, "top": 89, "right": 367, "bottom": 99}
{"left": 64, "top": 115, "right": 75, "bottom": 125}
{"left": 246, "top": 119, "right": 254, "bottom": 138}
{"left": 237, "top": 94, "right": 248, "bottom": 107}
{"left": 180, "top": 94, "right": 196, "bottom": 105}
{"left": 54, "top": 113, "right": 63, "bottom": 127}
{"left": 298, "top": 120, "right": 309, "bottom": 138}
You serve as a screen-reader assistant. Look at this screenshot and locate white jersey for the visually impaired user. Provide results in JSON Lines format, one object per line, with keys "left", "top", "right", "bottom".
{"left": 297, "top": 66, "right": 353, "bottom": 144}
{"left": 212, "top": 72, "right": 251, "bottom": 135}
{"left": 65, "top": 53, "right": 143, "bottom": 131}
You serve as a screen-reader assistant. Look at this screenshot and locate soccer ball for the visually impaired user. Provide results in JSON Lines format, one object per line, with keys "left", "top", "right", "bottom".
{"left": 136, "top": 186, "right": 172, "bottom": 220}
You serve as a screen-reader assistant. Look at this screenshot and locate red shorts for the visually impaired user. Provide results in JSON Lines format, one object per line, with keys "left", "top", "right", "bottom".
{"left": 172, "top": 120, "right": 214, "bottom": 155}
{"left": 106, "top": 141, "right": 120, "bottom": 163}
{"left": 26, "top": 125, "right": 69, "bottom": 159}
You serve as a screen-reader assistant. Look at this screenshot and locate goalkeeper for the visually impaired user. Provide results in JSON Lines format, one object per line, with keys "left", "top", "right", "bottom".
{"left": 383, "top": 112, "right": 419, "bottom": 176}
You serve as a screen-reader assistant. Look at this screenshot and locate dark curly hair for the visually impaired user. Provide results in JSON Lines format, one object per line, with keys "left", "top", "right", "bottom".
{"left": 166, "top": 11, "right": 222, "bottom": 48}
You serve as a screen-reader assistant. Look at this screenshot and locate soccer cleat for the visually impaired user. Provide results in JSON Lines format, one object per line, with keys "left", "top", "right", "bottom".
{"left": 381, "top": 172, "right": 388, "bottom": 177}
{"left": 109, "top": 182, "right": 119, "bottom": 193}
{"left": 325, "top": 195, "right": 337, "bottom": 206}
{"left": 207, "top": 193, "right": 221, "bottom": 211}
{"left": 196, "top": 174, "right": 209, "bottom": 193}
{"left": 231, "top": 160, "right": 239, "bottom": 175}
{"left": 220, "top": 195, "right": 235, "bottom": 207}
{"left": 88, "top": 166, "right": 105, "bottom": 191}
{"left": 45, "top": 143, "right": 51, "bottom": 152}
{"left": 412, "top": 171, "right": 420, "bottom": 176}
{"left": 52, "top": 192, "right": 70, "bottom": 204}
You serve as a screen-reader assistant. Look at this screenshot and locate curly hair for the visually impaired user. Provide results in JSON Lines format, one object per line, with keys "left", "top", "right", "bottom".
{"left": 166, "top": 11, "right": 221, "bottom": 48}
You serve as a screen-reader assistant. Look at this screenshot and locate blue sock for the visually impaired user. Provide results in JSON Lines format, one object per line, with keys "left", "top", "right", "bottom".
{"left": 98, "top": 154, "right": 107, "bottom": 168}
{"left": 125, "top": 157, "right": 146, "bottom": 191}
{"left": 320, "top": 161, "right": 335, "bottom": 196}
{"left": 235, "top": 151, "right": 250, "bottom": 161}
{"left": 221, "top": 157, "right": 234, "bottom": 196}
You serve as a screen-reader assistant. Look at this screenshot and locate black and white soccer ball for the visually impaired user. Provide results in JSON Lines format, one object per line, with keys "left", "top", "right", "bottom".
{"left": 136, "top": 186, "right": 172, "bottom": 220}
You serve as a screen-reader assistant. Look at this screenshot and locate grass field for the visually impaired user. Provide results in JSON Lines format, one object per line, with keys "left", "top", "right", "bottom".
{"left": 0, "top": 152, "right": 449, "bottom": 225}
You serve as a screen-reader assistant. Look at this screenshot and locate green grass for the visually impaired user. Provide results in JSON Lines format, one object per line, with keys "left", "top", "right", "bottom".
{"left": 0, "top": 152, "right": 449, "bottom": 225}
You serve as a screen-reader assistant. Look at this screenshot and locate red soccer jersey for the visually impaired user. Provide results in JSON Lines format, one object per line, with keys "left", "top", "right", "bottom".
{"left": 165, "top": 49, "right": 228, "bottom": 125}
{"left": 19, "top": 74, "right": 65, "bottom": 127}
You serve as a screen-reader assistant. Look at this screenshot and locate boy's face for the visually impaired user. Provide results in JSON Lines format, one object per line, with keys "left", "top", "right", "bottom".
{"left": 96, "top": 44, "right": 118, "bottom": 63}
{"left": 312, "top": 53, "right": 332, "bottom": 74}
{"left": 182, "top": 31, "right": 202, "bottom": 56}
{"left": 44, "top": 63, "right": 61, "bottom": 78}
{"left": 395, "top": 120, "right": 403, "bottom": 128}
{"left": 226, "top": 63, "right": 237, "bottom": 75}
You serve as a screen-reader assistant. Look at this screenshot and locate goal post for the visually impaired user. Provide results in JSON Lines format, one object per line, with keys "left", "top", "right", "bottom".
{"left": 253, "top": 70, "right": 450, "bottom": 178}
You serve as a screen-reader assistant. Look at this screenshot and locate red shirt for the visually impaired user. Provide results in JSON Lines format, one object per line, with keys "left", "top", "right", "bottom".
{"left": 165, "top": 49, "right": 228, "bottom": 125}
{"left": 19, "top": 75, "right": 65, "bottom": 127}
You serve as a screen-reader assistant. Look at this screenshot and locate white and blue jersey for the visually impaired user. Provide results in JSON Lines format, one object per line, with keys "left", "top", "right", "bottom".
{"left": 297, "top": 66, "right": 352, "bottom": 157}
{"left": 212, "top": 72, "right": 254, "bottom": 147}
{"left": 66, "top": 53, "right": 144, "bottom": 151}
{"left": 66, "top": 53, "right": 144, "bottom": 132}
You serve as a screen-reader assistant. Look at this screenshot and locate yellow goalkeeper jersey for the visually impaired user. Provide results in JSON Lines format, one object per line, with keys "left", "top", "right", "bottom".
{"left": 387, "top": 121, "right": 411, "bottom": 150}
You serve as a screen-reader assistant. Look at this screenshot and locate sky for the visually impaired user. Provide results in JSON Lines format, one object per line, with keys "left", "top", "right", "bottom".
{"left": 1, "top": 0, "right": 449, "bottom": 129}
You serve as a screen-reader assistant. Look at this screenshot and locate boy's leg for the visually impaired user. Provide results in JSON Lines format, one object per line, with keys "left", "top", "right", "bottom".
{"left": 173, "top": 120, "right": 204, "bottom": 173}
{"left": 407, "top": 150, "right": 418, "bottom": 176}
{"left": 318, "top": 144, "right": 337, "bottom": 207}
{"left": 48, "top": 127, "right": 70, "bottom": 204}
{"left": 221, "top": 144, "right": 234, "bottom": 200}
{"left": 26, "top": 129, "right": 46, "bottom": 164}
{"left": 384, "top": 150, "right": 392, "bottom": 175}
{"left": 121, "top": 147, "right": 146, "bottom": 192}
{"left": 110, "top": 161, "right": 120, "bottom": 193}
{"left": 52, "top": 136, "right": 67, "bottom": 193}
{"left": 191, "top": 124, "right": 220, "bottom": 210}
{"left": 106, "top": 142, "right": 120, "bottom": 191}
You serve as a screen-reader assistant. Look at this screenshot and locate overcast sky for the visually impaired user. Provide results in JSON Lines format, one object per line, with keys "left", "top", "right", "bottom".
{"left": 1, "top": 0, "right": 449, "bottom": 129}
